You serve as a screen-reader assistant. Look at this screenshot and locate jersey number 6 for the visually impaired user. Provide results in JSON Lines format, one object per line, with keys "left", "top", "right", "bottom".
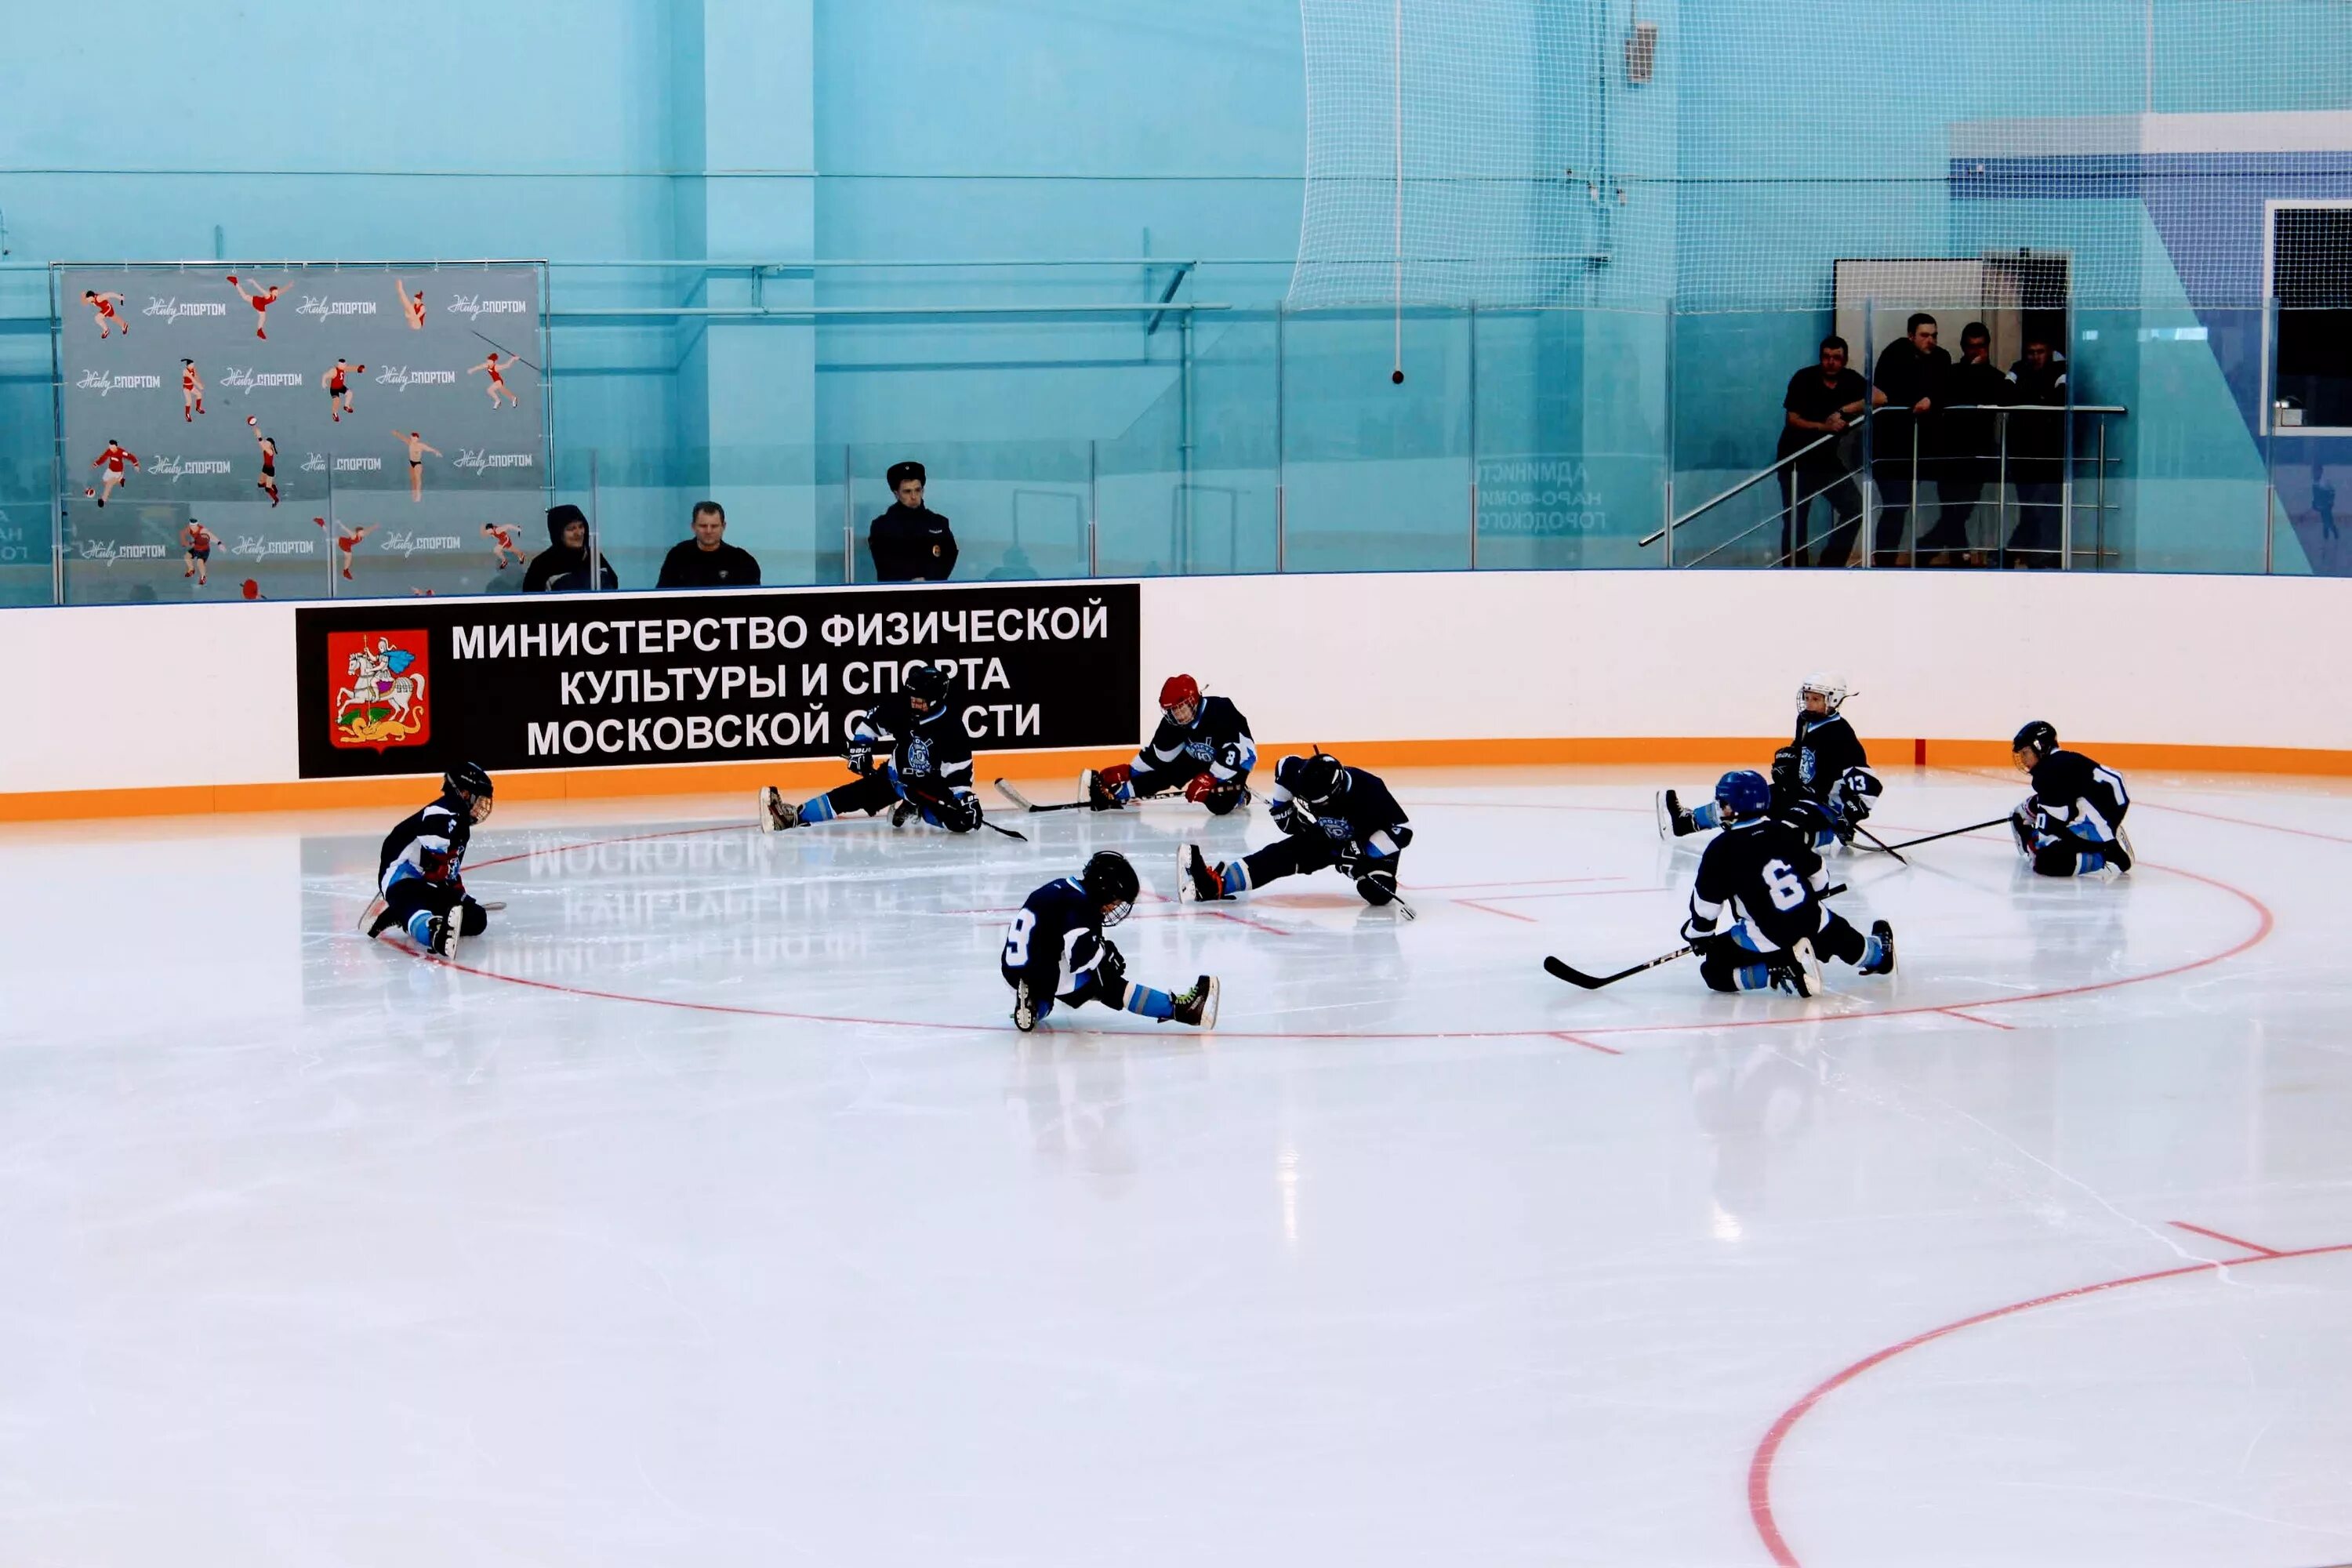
{"left": 1762, "top": 858, "right": 1808, "bottom": 912}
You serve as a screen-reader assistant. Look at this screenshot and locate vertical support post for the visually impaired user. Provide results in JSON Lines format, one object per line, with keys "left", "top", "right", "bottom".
{"left": 1907, "top": 423, "right": 1920, "bottom": 566}
{"left": 2095, "top": 418, "right": 2107, "bottom": 570}
{"left": 1274, "top": 305, "right": 1287, "bottom": 574}
{"left": 1180, "top": 310, "right": 1196, "bottom": 574}
{"left": 842, "top": 445, "right": 855, "bottom": 585}
{"left": 1087, "top": 438, "right": 1099, "bottom": 578}
{"left": 1465, "top": 303, "right": 1479, "bottom": 570}
{"left": 2262, "top": 297, "right": 2279, "bottom": 573}
{"left": 1859, "top": 298, "right": 1877, "bottom": 568}
{"left": 48, "top": 263, "right": 64, "bottom": 605}
{"left": 2060, "top": 296, "right": 2077, "bottom": 570}
{"left": 1661, "top": 302, "right": 1675, "bottom": 568}
{"left": 1995, "top": 412, "right": 2009, "bottom": 570}
{"left": 588, "top": 448, "right": 601, "bottom": 593}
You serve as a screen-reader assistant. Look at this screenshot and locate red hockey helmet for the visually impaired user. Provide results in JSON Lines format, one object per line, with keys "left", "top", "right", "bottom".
{"left": 1158, "top": 673, "right": 1201, "bottom": 713}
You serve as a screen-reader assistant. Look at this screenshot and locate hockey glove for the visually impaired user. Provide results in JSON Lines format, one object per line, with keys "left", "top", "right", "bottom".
{"left": 1183, "top": 772, "right": 1221, "bottom": 805}
{"left": 846, "top": 739, "right": 874, "bottom": 774}
{"left": 1091, "top": 936, "right": 1127, "bottom": 999}
{"left": 1829, "top": 767, "right": 1882, "bottom": 823}
{"left": 1271, "top": 798, "right": 1310, "bottom": 835}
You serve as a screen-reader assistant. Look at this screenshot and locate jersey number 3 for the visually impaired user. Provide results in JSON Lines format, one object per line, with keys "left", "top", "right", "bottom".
{"left": 1762, "top": 858, "right": 1808, "bottom": 912}
{"left": 1003, "top": 910, "right": 1036, "bottom": 968}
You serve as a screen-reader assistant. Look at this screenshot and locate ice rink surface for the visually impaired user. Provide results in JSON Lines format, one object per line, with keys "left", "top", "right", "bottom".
{"left": 4, "top": 764, "right": 2350, "bottom": 1566}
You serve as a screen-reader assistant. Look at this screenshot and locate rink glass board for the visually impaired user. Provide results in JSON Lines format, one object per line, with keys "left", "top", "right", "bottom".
{"left": 295, "top": 583, "right": 1142, "bottom": 779}
{"left": 55, "top": 262, "right": 546, "bottom": 604}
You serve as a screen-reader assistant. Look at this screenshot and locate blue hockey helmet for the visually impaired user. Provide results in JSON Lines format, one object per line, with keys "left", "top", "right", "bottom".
{"left": 1714, "top": 769, "right": 1771, "bottom": 822}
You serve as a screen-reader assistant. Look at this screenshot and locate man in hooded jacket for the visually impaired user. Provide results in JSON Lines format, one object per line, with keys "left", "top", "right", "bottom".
{"left": 522, "top": 503, "right": 619, "bottom": 593}
{"left": 868, "top": 460, "right": 959, "bottom": 583}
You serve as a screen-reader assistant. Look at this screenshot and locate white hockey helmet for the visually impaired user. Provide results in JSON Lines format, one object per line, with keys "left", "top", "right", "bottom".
{"left": 1797, "top": 671, "right": 1849, "bottom": 713}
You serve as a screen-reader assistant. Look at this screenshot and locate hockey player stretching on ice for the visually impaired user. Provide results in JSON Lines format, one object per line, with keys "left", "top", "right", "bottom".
{"left": 1683, "top": 770, "right": 1893, "bottom": 996}
{"left": 1179, "top": 750, "right": 1411, "bottom": 909}
{"left": 758, "top": 662, "right": 985, "bottom": 835}
{"left": 1083, "top": 673, "right": 1257, "bottom": 815}
{"left": 1661, "top": 672, "right": 1882, "bottom": 846}
{"left": 362, "top": 763, "right": 495, "bottom": 959}
{"left": 2011, "top": 720, "right": 2132, "bottom": 876}
{"left": 1004, "top": 851, "right": 1220, "bottom": 1032}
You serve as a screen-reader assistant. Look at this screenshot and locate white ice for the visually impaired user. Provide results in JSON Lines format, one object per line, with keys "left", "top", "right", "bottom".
{"left": 3, "top": 765, "right": 2350, "bottom": 1566}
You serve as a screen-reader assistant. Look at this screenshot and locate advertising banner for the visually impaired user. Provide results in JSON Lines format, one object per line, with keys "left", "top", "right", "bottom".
{"left": 56, "top": 261, "right": 546, "bottom": 604}
{"left": 294, "top": 583, "right": 1142, "bottom": 780}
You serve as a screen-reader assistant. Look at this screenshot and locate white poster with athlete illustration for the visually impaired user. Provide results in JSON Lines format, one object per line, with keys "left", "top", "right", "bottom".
{"left": 56, "top": 261, "right": 546, "bottom": 604}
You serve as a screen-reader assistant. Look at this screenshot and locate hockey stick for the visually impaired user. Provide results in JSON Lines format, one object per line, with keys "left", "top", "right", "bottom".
{"left": 978, "top": 815, "right": 1029, "bottom": 842}
{"left": 1544, "top": 946, "right": 1690, "bottom": 989}
{"left": 1541, "top": 884, "right": 1845, "bottom": 989}
{"left": 993, "top": 778, "right": 1091, "bottom": 814}
{"left": 1852, "top": 822, "right": 1908, "bottom": 863}
{"left": 1871, "top": 815, "right": 2011, "bottom": 853}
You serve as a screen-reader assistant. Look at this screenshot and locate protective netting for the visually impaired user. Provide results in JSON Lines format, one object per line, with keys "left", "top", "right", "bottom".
{"left": 1291, "top": 0, "right": 2352, "bottom": 313}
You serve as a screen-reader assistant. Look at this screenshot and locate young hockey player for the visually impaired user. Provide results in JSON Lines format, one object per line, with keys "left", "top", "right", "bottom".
{"left": 362, "top": 762, "right": 495, "bottom": 958}
{"left": 1178, "top": 750, "right": 1410, "bottom": 909}
{"left": 757, "top": 662, "right": 985, "bottom": 834}
{"left": 1082, "top": 673, "right": 1257, "bottom": 815}
{"left": 1682, "top": 769, "right": 1894, "bottom": 996}
{"left": 1659, "top": 672, "right": 1882, "bottom": 843}
{"left": 1003, "top": 851, "right": 1220, "bottom": 1031}
{"left": 2010, "top": 720, "right": 2132, "bottom": 876}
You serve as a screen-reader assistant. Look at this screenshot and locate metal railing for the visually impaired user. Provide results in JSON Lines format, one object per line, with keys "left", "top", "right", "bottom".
{"left": 1652, "top": 404, "right": 2130, "bottom": 570}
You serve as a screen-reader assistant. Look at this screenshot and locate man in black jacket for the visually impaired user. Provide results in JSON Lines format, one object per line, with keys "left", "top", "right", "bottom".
{"left": 869, "top": 461, "right": 958, "bottom": 583}
{"left": 657, "top": 500, "right": 761, "bottom": 590}
{"left": 1869, "top": 313, "right": 1951, "bottom": 565}
{"left": 1775, "top": 336, "right": 1870, "bottom": 567}
{"left": 1918, "top": 321, "right": 2013, "bottom": 566}
{"left": 521, "top": 503, "right": 619, "bottom": 593}
{"left": 2005, "top": 336, "right": 2069, "bottom": 566}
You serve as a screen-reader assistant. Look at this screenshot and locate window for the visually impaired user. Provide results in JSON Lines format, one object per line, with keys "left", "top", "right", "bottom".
{"left": 2270, "top": 205, "right": 2352, "bottom": 433}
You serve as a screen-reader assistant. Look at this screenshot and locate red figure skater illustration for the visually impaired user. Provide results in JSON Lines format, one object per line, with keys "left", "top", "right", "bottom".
{"left": 481, "top": 521, "right": 522, "bottom": 570}
{"left": 182, "top": 518, "right": 215, "bottom": 585}
{"left": 325, "top": 358, "right": 366, "bottom": 421}
{"left": 87, "top": 440, "right": 140, "bottom": 507}
{"left": 467, "top": 350, "right": 520, "bottom": 408}
{"left": 180, "top": 359, "right": 206, "bottom": 421}
{"left": 247, "top": 416, "right": 280, "bottom": 506}
{"left": 314, "top": 516, "right": 377, "bottom": 582}
{"left": 395, "top": 278, "right": 427, "bottom": 330}
{"left": 82, "top": 289, "right": 129, "bottom": 339}
{"left": 394, "top": 430, "right": 442, "bottom": 502}
{"left": 227, "top": 274, "right": 281, "bottom": 339}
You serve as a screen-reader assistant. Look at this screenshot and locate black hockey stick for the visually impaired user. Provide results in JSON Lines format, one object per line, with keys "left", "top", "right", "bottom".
{"left": 1871, "top": 815, "right": 2011, "bottom": 853}
{"left": 1852, "top": 822, "right": 1908, "bottom": 863}
{"left": 1544, "top": 946, "right": 1692, "bottom": 989}
{"left": 994, "top": 778, "right": 1092, "bottom": 814}
{"left": 1541, "top": 884, "right": 1845, "bottom": 989}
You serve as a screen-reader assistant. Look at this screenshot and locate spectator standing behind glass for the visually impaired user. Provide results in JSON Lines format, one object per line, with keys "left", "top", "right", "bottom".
{"left": 1869, "top": 312, "right": 1951, "bottom": 566}
{"left": 2003, "top": 336, "right": 2068, "bottom": 567}
{"left": 869, "top": 460, "right": 959, "bottom": 583}
{"left": 522, "top": 503, "right": 619, "bottom": 592}
{"left": 658, "top": 500, "right": 761, "bottom": 590}
{"left": 1918, "top": 321, "right": 2013, "bottom": 567}
{"left": 1776, "top": 336, "right": 1871, "bottom": 568}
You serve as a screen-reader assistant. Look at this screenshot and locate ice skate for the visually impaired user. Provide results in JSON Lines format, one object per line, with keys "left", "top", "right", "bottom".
{"left": 1169, "top": 975, "right": 1220, "bottom": 1028}
{"left": 757, "top": 786, "right": 797, "bottom": 833}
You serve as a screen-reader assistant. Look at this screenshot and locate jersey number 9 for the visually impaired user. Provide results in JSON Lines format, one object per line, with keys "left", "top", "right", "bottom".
{"left": 1762, "top": 858, "right": 1808, "bottom": 912}
{"left": 1003, "top": 909, "right": 1036, "bottom": 968}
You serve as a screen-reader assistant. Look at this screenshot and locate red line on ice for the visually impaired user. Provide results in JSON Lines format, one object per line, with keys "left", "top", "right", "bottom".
{"left": 2166, "top": 1219, "right": 2284, "bottom": 1258}
{"left": 1748, "top": 1239, "right": 2352, "bottom": 1566}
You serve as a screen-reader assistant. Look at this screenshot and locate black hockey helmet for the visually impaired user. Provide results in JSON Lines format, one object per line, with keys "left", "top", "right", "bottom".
{"left": 1080, "top": 851, "right": 1139, "bottom": 926}
{"left": 1769, "top": 746, "right": 1802, "bottom": 794}
{"left": 903, "top": 662, "right": 953, "bottom": 709}
{"left": 1289, "top": 749, "right": 1348, "bottom": 804}
{"left": 2012, "top": 720, "right": 2058, "bottom": 762}
{"left": 443, "top": 760, "right": 495, "bottom": 821}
